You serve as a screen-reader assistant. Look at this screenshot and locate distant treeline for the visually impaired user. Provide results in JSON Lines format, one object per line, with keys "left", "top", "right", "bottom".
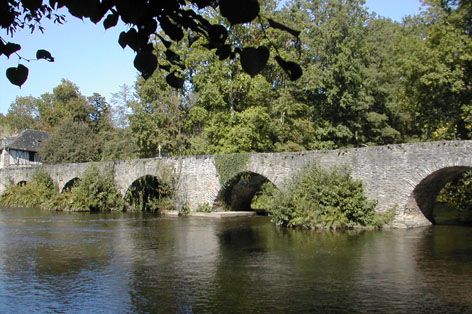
{"left": 1, "top": 0, "right": 470, "bottom": 162}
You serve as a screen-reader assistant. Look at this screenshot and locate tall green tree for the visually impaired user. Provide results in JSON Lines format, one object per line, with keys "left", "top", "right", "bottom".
{"left": 398, "top": 1, "right": 472, "bottom": 140}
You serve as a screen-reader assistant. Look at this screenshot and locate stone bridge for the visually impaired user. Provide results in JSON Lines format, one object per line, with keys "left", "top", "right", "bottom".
{"left": 1, "top": 140, "right": 472, "bottom": 228}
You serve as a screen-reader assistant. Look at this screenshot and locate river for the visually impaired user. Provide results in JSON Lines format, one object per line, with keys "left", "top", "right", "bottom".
{"left": 0, "top": 207, "right": 471, "bottom": 313}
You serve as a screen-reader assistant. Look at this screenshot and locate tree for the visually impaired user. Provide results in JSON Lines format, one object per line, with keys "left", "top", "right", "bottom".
{"left": 39, "top": 119, "right": 102, "bottom": 164}
{"left": 397, "top": 1, "right": 472, "bottom": 140}
{"left": 129, "top": 74, "right": 189, "bottom": 157}
{"left": 0, "top": 0, "right": 302, "bottom": 87}
{"left": 3, "top": 96, "right": 41, "bottom": 131}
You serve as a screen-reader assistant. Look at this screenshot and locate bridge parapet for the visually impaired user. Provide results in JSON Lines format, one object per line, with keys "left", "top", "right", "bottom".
{"left": 1, "top": 140, "right": 472, "bottom": 228}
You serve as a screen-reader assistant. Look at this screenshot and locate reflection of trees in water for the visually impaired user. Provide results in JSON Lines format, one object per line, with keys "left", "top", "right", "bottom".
{"left": 126, "top": 217, "right": 220, "bottom": 313}
{"left": 413, "top": 226, "right": 472, "bottom": 309}
{"left": 0, "top": 209, "right": 123, "bottom": 311}
{"left": 207, "top": 218, "right": 368, "bottom": 312}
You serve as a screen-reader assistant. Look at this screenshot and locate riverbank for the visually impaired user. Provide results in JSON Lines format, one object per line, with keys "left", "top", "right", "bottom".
{"left": 161, "top": 210, "right": 256, "bottom": 218}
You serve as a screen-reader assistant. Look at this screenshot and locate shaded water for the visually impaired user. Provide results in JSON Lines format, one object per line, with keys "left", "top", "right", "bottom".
{"left": 0, "top": 208, "right": 472, "bottom": 313}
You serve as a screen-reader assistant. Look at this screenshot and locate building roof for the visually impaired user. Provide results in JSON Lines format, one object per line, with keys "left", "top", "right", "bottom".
{"left": 0, "top": 129, "right": 49, "bottom": 152}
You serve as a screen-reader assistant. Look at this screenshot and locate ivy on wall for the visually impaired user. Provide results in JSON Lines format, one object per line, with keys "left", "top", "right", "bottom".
{"left": 214, "top": 153, "right": 250, "bottom": 186}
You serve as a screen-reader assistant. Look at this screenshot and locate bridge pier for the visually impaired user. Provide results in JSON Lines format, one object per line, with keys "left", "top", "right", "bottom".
{"left": 1, "top": 140, "right": 472, "bottom": 228}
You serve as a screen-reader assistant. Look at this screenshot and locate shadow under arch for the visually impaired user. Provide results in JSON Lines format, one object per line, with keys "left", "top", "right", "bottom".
{"left": 213, "top": 171, "right": 275, "bottom": 212}
{"left": 17, "top": 180, "right": 27, "bottom": 187}
{"left": 408, "top": 166, "right": 472, "bottom": 224}
{"left": 62, "top": 177, "right": 81, "bottom": 192}
{"left": 124, "top": 175, "right": 171, "bottom": 212}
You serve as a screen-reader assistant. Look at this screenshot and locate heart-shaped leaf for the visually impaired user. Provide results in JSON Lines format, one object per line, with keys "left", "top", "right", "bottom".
{"left": 36, "top": 49, "right": 54, "bottom": 62}
{"left": 275, "top": 56, "right": 303, "bottom": 81}
{"left": 134, "top": 51, "right": 157, "bottom": 79}
{"left": 220, "top": 0, "right": 259, "bottom": 25}
{"left": 240, "top": 46, "right": 270, "bottom": 77}
{"left": 6, "top": 64, "right": 29, "bottom": 87}
{"left": 103, "top": 12, "right": 119, "bottom": 29}
{"left": 1, "top": 42, "right": 21, "bottom": 58}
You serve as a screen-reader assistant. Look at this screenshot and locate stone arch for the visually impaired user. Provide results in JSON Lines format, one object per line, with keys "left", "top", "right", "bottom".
{"left": 17, "top": 180, "right": 28, "bottom": 187}
{"left": 407, "top": 166, "right": 472, "bottom": 224}
{"left": 213, "top": 171, "right": 275, "bottom": 212}
{"left": 61, "top": 177, "right": 81, "bottom": 192}
{"left": 124, "top": 175, "right": 171, "bottom": 212}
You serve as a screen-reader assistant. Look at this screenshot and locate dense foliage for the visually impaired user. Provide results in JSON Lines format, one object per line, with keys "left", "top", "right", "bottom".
{"left": 258, "top": 164, "right": 391, "bottom": 230}
{"left": 2, "top": 0, "right": 471, "bottom": 159}
{"left": 124, "top": 172, "right": 176, "bottom": 212}
{"left": 0, "top": 166, "right": 124, "bottom": 211}
{"left": 0, "top": 169, "right": 56, "bottom": 208}
{"left": 214, "top": 153, "right": 250, "bottom": 185}
{"left": 1, "top": 0, "right": 471, "bottom": 220}
{"left": 437, "top": 171, "right": 472, "bottom": 211}
{"left": 46, "top": 166, "right": 125, "bottom": 211}
{"left": 1, "top": 0, "right": 301, "bottom": 87}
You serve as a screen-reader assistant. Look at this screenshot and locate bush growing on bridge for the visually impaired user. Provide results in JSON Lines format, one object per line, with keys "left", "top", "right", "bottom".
{"left": 261, "top": 164, "right": 387, "bottom": 230}
{"left": 0, "top": 169, "right": 56, "bottom": 208}
{"left": 45, "top": 165, "right": 124, "bottom": 212}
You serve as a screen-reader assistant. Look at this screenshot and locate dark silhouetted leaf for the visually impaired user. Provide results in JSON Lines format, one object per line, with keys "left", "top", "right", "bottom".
{"left": 22, "top": 0, "right": 43, "bottom": 11}
{"left": 275, "top": 56, "right": 303, "bottom": 81}
{"left": 125, "top": 28, "right": 139, "bottom": 51}
{"left": 208, "top": 24, "right": 228, "bottom": 44}
{"left": 165, "top": 49, "right": 181, "bottom": 64}
{"left": 0, "top": 6, "right": 15, "bottom": 28}
{"left": 118, "top": 28, "right": 140, "bottom": 51}
{"left": 166, "top": 72, "right": 185, "bottom": 89}
{"left": 268, "top": 19, "right": 301, "bottom": 38}
{"left": 220, "top": 0, "right": 259, "bottom": 25}
{"left": 159, "top": 64, "right": 171, "bottom": 72}
{"left": 193, "top": 0, "right": 213, "bottom": 9}
{"left": 240, "top": 46, "right": 270, "bottom": 77}
{"left": 216, "top": 45, "right": 231, "bottom": 60}
{"left": 103, "top": 12, "right": 119, "bottom": 29}
{"left": 134, "top": 51, "right": 157, "bottom": 78}
{"left": 36, "top": 49, "right": 54, "bottom": 62}
{"left": 1, "top": 42, "right": 21, "bottom": 58}
{"left": 115, "top": 0, "right": 143, "bottom": 24}
{"left": 160, "top": 17, "right": 184, "bottom": 41}
{"left": 118, "top": 31, "right": 127, "bottom": 48}
{"left": 157, "top": 35, "right": 172, "bottom": 49}
{"left": 49, "top": 0, "right": 65, "bottom": 9}
{"left": 6, "top": 64, "right": 29, "bottom": 87}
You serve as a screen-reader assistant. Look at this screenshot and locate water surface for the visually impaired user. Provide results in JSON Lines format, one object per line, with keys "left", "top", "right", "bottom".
{"left": 0, "top": 208, "right": 471, "bottom": 313}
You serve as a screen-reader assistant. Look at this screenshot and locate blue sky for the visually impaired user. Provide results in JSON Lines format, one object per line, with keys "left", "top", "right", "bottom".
{"left": 0, "top": 1, "right": 422, "bottom": 114}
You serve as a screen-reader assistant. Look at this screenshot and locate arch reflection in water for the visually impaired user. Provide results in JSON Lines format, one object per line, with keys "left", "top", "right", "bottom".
{"left": 0, "top": 209, "right": 472, "bottom": 312}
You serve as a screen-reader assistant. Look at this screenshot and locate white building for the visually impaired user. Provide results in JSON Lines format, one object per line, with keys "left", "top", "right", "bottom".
{"left": 0, "top": 130, "right": 49, "bottom": 169}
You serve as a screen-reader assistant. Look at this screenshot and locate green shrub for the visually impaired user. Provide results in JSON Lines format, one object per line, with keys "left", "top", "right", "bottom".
{"left": 45, "top": 165, "right": 124, "bottom": 211}
{"left": 196, "top": 202, "right": 213, "bottom": 213}
{"left": 261, "top": 164, "right": 383, "bottom": 230}
{"left": 0, "top": 169, "right": 56, "bottom": 208}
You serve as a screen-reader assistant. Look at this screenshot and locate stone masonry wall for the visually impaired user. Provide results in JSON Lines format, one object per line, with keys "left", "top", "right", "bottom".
{"left": 1, "top": 140, "right": 472, "bottom": 228}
